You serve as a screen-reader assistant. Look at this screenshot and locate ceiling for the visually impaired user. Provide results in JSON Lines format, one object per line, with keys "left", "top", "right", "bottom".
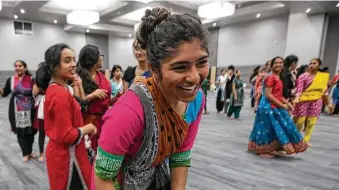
{"left": 0, "top": 0, "right": 338, "bottom": 38}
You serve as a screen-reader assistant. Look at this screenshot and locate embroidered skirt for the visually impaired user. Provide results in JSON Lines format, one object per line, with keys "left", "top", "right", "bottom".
{"left": 248, "top": 106, "right": 308, "bottom": 155}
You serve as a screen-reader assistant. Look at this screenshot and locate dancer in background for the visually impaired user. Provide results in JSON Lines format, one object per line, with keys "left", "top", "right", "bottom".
{"left": 93, "top": 7, "right": 208, "bottom": 189}
{"left": 76, "top": 44, "right": 111, "bottom": 152}
{"left": 110, "top": 64, "right": 123, "bottom": 104}
{"left": 253, "top": 65, "right": 270, "bottom": 112}
{"left": 248, "top": 57, "right": 307, "bottom": 157}
{"left": 38, "top": 43, "right": 96, "bottom": 190}
{"left": 332, "top": 79, "right": 339, "bottom": 115}
{"left": 282, "top": 55, "right": 299, "bottom": 102}
{"left": 122, "top": 40, "right": 150, "bottom": 92}
{"left": 293, "top": 58, "right": 333, "bottom": 147}
{"left": 227, "top": 69, "right": 245, "bottom": 120}
{"left": 216, "top": 69, "right": 226, "bottom": 113}
{"left": 0, "top": 60, "right": 36, "bottom": 162}
{"left": 249, "top": 66, "right": 261, "bottom": 108}
{"left": 224, "top": 65, "right": 235, "bottom": 114}
{"left": 32, "top": 64, "right": 47, "bottom": 162}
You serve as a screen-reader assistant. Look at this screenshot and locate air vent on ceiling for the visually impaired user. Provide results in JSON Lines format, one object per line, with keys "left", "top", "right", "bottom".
{"left": 13, "top": 21, "right": 33, "bottom": 35}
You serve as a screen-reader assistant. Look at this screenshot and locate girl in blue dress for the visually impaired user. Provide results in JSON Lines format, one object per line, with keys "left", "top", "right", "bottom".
{"left": 248, "top": 56, "right": 308, "bottom": 157}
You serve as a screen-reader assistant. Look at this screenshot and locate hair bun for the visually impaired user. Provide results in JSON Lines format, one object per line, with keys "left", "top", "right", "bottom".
{"left": 137, "top": 7, "right": 170, "bottom": 49}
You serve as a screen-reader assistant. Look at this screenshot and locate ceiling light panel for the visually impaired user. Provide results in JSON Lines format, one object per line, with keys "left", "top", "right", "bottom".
{"left": 113, "top": 7, "right": 152, "bottom": 23}
{"left": 198, "top": 2, "right": 236, "bottom": 19}
{"left": 40, "top": 0, "right": 127, "bottom": 15}
{"left": 67, "top": 10, "right": 100, "bottom": 26}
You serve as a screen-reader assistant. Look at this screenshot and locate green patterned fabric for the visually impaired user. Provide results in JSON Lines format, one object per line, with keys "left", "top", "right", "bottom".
{"left": 94, "top": 146, "right": 124, "bottom": 180}
{"left": 169, "top": 150, "right": 192, "bottom": 168}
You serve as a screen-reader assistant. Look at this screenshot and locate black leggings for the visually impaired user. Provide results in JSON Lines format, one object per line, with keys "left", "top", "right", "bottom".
{"left": 38, "top": 120, "right": 46, "bottom": 154}
{"left": 70, "top": 165, "right": 84, "bottom": 190}
{"left": 17, "top": 134, "right": 35, "bottom": 156}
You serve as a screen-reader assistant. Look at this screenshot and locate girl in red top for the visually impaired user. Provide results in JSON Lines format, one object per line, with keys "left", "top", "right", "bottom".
{"left": 36, "top": 43, "right": 96, "bottom": 190}
{"left": 248, "top": 56, "right": 308, "bottom": 157}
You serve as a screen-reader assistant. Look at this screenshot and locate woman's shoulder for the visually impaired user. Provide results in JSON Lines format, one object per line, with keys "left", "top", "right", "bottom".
{"left": 46, "top": 85, "right": 71, "bottom": 99}
{"left": 103, "top": 90, "right": 144, "bottom": 122}
{"left": 123, "top": 66, "right": 137, "bottom": 82}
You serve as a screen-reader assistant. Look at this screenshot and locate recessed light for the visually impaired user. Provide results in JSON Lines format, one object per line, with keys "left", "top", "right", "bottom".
{"left": 20, "top": 9, "right": 25, "bottom": 14}
{"left": 128, "top": 33, "right": 132, "bottom": 37}
{"left": 54, "top": 20, "right": 58, "bottom": 24}
{"left": 86, "top": 29, "right": 90, "bottom": 33}
{"left": 256, "top": 13, "right": 261, "bottom": 18}
{"left": 336, "top": 3, "right": 339, "bottom": 7}
{"left": 306, "top": 8, "right": 311, "bottom": 13}
{"left": 212, "top": 23, "right": 216, "bottom": 27}
{"left": 14, "top": 15, "right": 18, "bottom": 19}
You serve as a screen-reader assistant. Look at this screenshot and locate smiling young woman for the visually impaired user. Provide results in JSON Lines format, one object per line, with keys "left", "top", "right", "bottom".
{"left": 248, "top": 57, "right": 308, "bottom": 157}
{"left": 92, "top": 7, "right": 209, "bottom": 190}
{"left": 36, "top": 43, "right": 97, "bottom": 190}
{"left": 0, "top": 60, "right": 36, "bottom": 163}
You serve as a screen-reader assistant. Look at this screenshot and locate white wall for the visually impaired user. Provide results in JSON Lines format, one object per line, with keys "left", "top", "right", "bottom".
{"left": 108, "top": 35, "right": 136, "bottom": 70}
{"left": 0, "top": 19, "right": 86, "bottom": 70}
{"left": 285, "top": 13, "right": 326, "bottom": 65}
{"left": 323, "top": 15, "right": 339, "bottom": 77}
{"left": 217, "top": 16, "right": 289, "bottom": 67}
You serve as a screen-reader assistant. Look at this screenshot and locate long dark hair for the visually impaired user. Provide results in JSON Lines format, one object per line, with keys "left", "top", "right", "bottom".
{"left": 76, "top": 44, "right": 100, "bottom": 95}
{"left": 284, "top": 54, "right": 299, "bottom": 69}
{"left": 296, "top": 64, "right": 308, "bottom": 79}
{"left": 110, "top": 65, "right": 122, "bottom": 79}
{"left": 35, "top": 43, "right": 72, "bottom": 91}
{"left": 136, "top": 7, "right": 209, "bottom": 73}
{"left": 14, "top": 60, "right": 32, "bottom": 76}
{"left": 35, "top": 62, "right": 51, "bottom": 91}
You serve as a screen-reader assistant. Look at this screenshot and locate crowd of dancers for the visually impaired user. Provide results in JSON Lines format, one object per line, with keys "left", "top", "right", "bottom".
{"left": 215, "top": 55, "right": 338, "bottom": 157}
{"left": 0, "top": 6, "right": 338, "bottom": 190}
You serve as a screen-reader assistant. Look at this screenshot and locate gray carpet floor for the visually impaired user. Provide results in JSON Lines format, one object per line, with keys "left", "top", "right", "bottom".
{"left": 0, "top": 94, "right": 338, "bottom": 190}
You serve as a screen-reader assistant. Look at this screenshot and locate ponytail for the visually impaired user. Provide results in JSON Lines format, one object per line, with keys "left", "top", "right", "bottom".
{"left": 25, "top": 70, "right": 32, "bottom": 76}
{"left": 35, "top": 62, "right": 52, "bottom": 91}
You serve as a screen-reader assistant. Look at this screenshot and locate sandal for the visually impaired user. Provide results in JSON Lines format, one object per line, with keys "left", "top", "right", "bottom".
{"left": 22, "top": 156, "right": 29, "bottom": 163}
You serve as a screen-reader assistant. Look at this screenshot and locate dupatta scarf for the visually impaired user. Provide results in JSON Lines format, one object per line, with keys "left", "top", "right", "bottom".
{"left": 9, "top": 75, "right": 34, "bottom": 134}
{"left": 122, "top": 77, "right": 190, "bottom": 189}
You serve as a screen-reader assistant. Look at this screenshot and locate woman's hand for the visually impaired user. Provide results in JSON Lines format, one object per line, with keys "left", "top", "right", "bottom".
{"left": 292, "top": 96, "right": 300, "bottom": 104}
{"left": 327, "top": 104, "right": 334, "bottom": 114}
{"left": 93, "top": 89, "right": 108, "bottom": 99}
{"left": 0, "top": 88, "right": 3, "bottom": 96}
{"left": 286, "top": 103, "right": 294, "bottom": 111}
{"left": 81, "top": 123, "right": 97, "bottom": 135}
{"left": 72, "top": 74, "right": 82, "bottom": 87}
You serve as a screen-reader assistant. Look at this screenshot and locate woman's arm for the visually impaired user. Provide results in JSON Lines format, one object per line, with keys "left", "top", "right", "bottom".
{"left": 265, "top": 87, "right": 286, "bottom": 109}
{"left": 32, "top": 84, "right": 40, "bottom": 97}
{"left": 170, "top": 167, "right": 188, "bottom": 190}
{"left": 94, "top": 174, "right": 115, "bottom": 190}
{"left": 48, "top": 92, "right": 95, "bottom": 145}
{"left": 169, "top": 92, "right": 204, "bottom": 189}
{"left": 1, "top": 77, "right": 12, "bottom": 97}
{"left": 122, "top": 80, "right": 129, "bottom": 93}
{"left": 95, "top": 92, "right": 143, "bottom": 189}
{"left": 232, "top": 82, "right": 237, "bottom": 99}
{"left": 293, "top": 74, "right": 305, "bottom": 103}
